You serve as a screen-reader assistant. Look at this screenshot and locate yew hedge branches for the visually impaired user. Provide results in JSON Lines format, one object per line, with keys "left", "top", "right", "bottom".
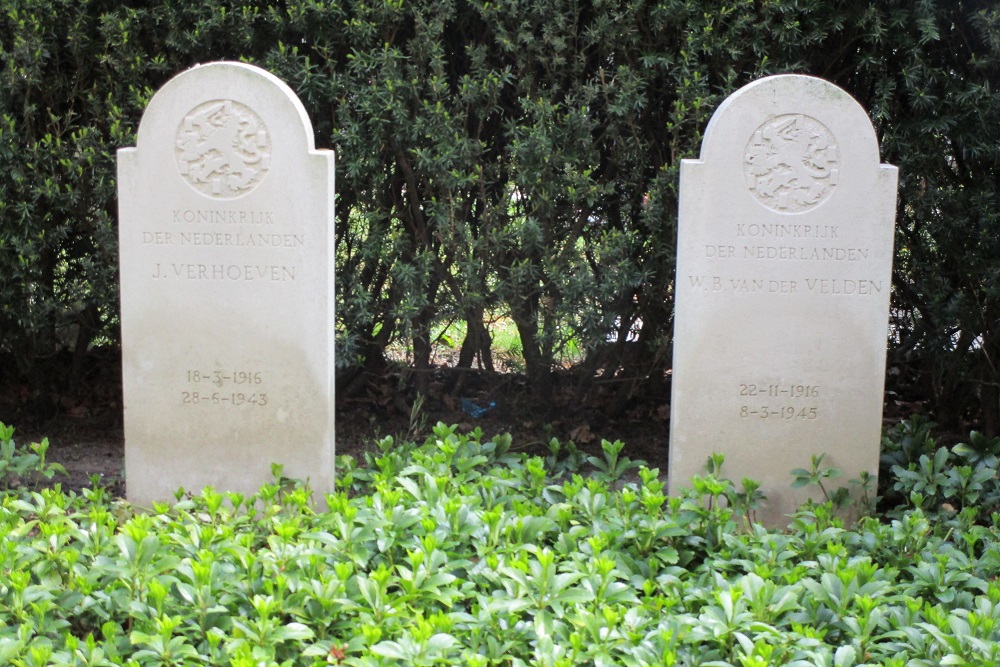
{"left": 1, "top": 1, "right": 999, "bottom": 427}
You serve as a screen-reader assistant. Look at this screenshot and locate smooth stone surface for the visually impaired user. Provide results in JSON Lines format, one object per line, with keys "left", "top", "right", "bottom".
{"left": 669, "top": 74, "right": 897, "bottom": 526}
{"left": 118, "top": 62, "right": 335, "bottom": 506}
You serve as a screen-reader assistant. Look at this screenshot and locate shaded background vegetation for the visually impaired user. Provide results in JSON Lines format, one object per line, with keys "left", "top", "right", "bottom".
{"left": 2, "top": 0, "right": 999, "bottom": 432}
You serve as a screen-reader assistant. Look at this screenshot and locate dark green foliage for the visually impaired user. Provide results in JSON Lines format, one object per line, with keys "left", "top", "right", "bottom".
{"left": 0, "top": 1, "right": 274, "bottom": 396}
{"left": 872, "top": 4, "right": 1000, "bottom": 433}
{"left": 883, "top": 415, "right": 1000, "bottom": 517}
{"left": 2, "top": 1, "right": 1000, "bottom": 425}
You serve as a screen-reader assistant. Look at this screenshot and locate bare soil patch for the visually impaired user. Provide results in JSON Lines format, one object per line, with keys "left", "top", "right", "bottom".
{"left": 6, "top": 366, "right": 670, "bottom": 497}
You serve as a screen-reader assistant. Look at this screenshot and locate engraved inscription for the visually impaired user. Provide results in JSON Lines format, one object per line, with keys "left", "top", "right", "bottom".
{"left": 705, "top": 245, "right": 869, "bottom": 262}
{"left": 739, "top": 246, "right": 868, "bottom": 261}
{"left": 745, "top": 114, "right": 839, "bottom": 213}
{"left": 151, "top": 263, "right": 295, "bottom": 281}
{"left": 740, "top": 406, "right": 818, "bottom": 420}
{"left": 686, "top": 275, "right": 882, "bottom": 296}
{"left": 182, "top": 369, "right": 269, "bottom": 407}
{"left": 172, "top": 209, "right": 275, "bottom": 224}
{"left": 176, "top": 101, "right": 271, "bottom": 199}
{"left": 187, "top": 369, "right": 263, "bottom": 387}
{"left": 738, "top": 383, "right": 820, "bottom": 420}
{"left": 739, "top": 383, "right": 820, "bottom": 398}
{"left": 181, "top": 391, "right": 268, "bottom": 407}
{"left": 736, "top": 223, "right": 838, "bottom": 238}
{"left": 144, "top": 208, "right": 301, "bottom": 283}
{"left": 178, "top": 233, "right": 303, "bottom": 248}
{"left": 142, "top": 231, "right": 304, "bottom": 248}
{"left": 804, "top": 278, "right": 881, "bottom": 295}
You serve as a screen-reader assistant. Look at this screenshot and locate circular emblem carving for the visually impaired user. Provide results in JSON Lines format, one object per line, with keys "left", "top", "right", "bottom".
{"left": 744, "top": 114, "right": 839, "bottom": 213}
{"left": 175, "top": 100, "right": 271, "bottom": 198}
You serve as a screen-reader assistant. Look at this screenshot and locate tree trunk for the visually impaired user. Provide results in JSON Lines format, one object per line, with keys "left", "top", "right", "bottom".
{"left": 458, "top": 310, "right": 494, "bottom": 372}
{"left": 510, "top": 302, "right": 552, "bottom": 402}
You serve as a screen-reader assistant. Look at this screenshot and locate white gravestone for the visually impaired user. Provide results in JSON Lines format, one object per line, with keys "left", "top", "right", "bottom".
{"left": 118, "top": 62, "right": 335, "bottom": 506}
{"left": 669, "top": 75, "right": 897, "bottom": 526}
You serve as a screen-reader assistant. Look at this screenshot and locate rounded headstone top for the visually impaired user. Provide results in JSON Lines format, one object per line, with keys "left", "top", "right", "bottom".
{"left": 697, "top": 75, "right": 882, "bottom": 216}
{"left": 132, "top": 62, "right": 316, "bottom": 201}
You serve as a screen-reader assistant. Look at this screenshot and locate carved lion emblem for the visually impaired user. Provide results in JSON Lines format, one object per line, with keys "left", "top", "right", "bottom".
{"left": 176, "top": 100, "right": 271, "bottom": 198}
{"left": 744, "top": 114, "right": 839, "bottom": 213}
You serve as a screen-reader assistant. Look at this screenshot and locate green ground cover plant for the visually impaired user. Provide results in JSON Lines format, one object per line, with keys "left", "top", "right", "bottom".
{"left": 2, "top": 420, "right": 1000, "bottom": 666}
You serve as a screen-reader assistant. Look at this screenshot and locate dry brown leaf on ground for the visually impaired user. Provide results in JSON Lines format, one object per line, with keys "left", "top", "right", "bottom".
{"left": 570, "top": 423, "right": 595, "bottom": 443}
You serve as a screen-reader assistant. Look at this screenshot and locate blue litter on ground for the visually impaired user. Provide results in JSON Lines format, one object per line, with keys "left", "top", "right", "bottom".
{"left": 461, "top": 398, "right": 496, "bottom": 418}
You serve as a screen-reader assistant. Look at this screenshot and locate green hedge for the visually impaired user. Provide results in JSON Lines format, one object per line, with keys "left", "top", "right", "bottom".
{"left": 2, "top": 1, "right": 999, "bottom": 426}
